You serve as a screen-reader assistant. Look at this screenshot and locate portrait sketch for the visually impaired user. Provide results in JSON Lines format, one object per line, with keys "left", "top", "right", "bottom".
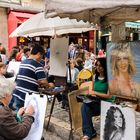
{"left": 107, "top": 41, "right": 140, "bottom": 99}
{"left": 100, "top": 101, "right": 136, "bottom": 140}
{"left": 24, "top": 93, "right": 47, "bottom": 140}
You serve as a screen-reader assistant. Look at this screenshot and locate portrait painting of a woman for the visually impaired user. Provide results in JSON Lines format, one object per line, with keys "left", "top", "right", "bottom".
{"left": 108, "top": 42, "right": 140, "bottom": 98}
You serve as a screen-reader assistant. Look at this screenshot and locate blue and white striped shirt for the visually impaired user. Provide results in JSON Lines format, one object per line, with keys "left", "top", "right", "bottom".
{"left": 13, "top": 59, "right": 46, "bottom": 101}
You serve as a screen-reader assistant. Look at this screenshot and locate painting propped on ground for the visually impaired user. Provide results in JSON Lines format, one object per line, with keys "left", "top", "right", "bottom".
{"left": 100, "top": 101, "right": 136, "bottom": 140}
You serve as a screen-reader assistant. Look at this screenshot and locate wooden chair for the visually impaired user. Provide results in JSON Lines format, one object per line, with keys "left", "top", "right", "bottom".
{"left": 68, "top": 88, "right": 89, "bottom": 140}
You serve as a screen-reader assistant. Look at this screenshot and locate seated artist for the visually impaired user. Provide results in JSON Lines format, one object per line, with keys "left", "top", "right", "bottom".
{"left": 0, "top": 77, "right": 35, "bottom": 140}
{"left": 81, "top": 57, "right": 115, "bottom": 140}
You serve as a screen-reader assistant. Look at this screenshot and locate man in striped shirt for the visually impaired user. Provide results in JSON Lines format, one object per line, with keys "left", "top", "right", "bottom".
{"left": 10, "top": 43, "right": 51, "bottom": 111}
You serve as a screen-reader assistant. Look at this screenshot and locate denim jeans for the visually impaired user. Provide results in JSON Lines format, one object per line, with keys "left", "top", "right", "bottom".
{"left": 81, "top": 102, "right": 100, "bottom": 137}
{"left": 9, "top": 96, "right": 24, "bottom": 112}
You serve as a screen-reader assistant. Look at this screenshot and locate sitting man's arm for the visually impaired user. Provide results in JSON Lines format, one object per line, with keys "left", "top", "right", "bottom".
{"left": 1, "top": 105, "right": 34, "bottom": 139}
{"left": 38, "top": 79, "right": 55, "bottom": 88}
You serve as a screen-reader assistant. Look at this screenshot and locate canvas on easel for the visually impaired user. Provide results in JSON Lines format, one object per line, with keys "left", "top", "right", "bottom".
{"left": 100, "top": 101, "right": 136, "bottom": 140}
{"left": 23, "top": 93, "right": 47, "bottom": 140}
{"left": 49, "top": 37, "right": 69, "bottom": 77}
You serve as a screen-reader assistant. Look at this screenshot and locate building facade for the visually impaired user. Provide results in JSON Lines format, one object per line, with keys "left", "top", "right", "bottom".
{"left": 0, "top": 0, "right": 44, "bottom": 51}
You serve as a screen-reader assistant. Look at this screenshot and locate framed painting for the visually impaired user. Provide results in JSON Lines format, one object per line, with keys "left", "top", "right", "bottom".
{"left": 107, "top": 41, "right": 140, "bottom": 99}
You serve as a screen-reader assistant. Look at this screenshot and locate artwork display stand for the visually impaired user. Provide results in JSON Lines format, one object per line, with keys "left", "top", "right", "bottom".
{"left": 113, "top": 95, "right": 139, "bottom": 111}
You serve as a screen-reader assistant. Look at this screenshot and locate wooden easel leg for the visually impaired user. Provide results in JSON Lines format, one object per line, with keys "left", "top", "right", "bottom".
{"left": 46, "top": 96, "right": 56, "bottom": 130}
{"left": 69, "top": 129, "right": 74, "bottom": 140}
{"left": 68, "top": 105, "right": 74, "bottom": 140}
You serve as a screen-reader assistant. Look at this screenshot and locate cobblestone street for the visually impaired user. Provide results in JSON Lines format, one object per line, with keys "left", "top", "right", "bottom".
{"left": 43, "top": 97, "right": 140, "bottom": 140}
{"left": 42, "top": 129, "right": 63, "bottom": 140}
{"left": 43, "top": 98, "right": 100, "bottom": 140}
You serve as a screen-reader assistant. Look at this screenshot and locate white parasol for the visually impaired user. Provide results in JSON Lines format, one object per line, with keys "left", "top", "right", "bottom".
{"left": 9, "top": 12, "right": 96, "bottom": 37}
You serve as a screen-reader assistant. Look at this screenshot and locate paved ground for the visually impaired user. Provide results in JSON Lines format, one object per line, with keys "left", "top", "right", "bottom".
{"left": 44, "top": 98, "right": 100, "bottom": 140}
{"left": 43, "top": 97, "right": 140, "bottom": 140}
{"left": 42, "top": 129, "right": 63, "bottom": 140}
{"left": 46, "top": 100, "right": 69, "bottom": 123}
{"left": 42, "top": 99, "right": 67, "bottom": 140}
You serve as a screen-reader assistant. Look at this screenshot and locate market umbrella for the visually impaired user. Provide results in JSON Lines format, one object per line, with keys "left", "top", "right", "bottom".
{"left": 9, "top": 12, "right": 96, "bottom": 37}
{"left": 19, "top": 27, "right": 95, "bottom": 37}
{"left": 45, "top": 0, "right": 140, "bottom": 24}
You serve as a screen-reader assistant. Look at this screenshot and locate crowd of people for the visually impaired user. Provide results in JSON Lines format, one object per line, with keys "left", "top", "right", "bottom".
{"left": 0, "top": 50, "right": 35, "bottom": 139}
{"left": 0, "top": 43, "right": 54, "bottom": 139}
{"left": 0, "top": 41, "right": 102, "bottom": 139}
{"left": 0, "top": 41, "right": 138, "bottom": 140}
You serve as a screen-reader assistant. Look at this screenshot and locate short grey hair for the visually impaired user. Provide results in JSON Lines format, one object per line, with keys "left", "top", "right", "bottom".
{"left": 0, "top": 78, "right": 15, "bottom": 98}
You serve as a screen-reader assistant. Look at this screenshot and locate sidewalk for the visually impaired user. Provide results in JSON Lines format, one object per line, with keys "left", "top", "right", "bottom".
{"left": 44, "top": 98, "right": 140, "bottom": 140}
{"left": 42, "top": 129, "right": 63, "bottom": 140}
{"left": 44, "top": 99, "right": 100, "bottom": 140}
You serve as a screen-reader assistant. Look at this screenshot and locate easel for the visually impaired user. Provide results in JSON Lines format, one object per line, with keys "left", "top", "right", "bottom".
{"left": 39, "top": 87, "right": 65, "bottom": 130}
{"left": 41, "top": 60, "right": 77, "bottom": 140}
{"left": 63, "top": 60, "right": 79, "bottom": 140}
{"left": 67, "top": 60, "right": 74, "bottom": 140}
{"left": 114, "top": 95, "right": 139, "bottom": 111}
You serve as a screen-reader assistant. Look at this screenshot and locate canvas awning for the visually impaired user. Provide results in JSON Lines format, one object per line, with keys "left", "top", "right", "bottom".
{"left": 45, "top": 0, "right": 140, "bottom": 25}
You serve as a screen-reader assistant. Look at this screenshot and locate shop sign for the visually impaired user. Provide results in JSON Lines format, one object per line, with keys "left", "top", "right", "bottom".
{"left": 125, "top": 22, "right": 140, "bottom": 29}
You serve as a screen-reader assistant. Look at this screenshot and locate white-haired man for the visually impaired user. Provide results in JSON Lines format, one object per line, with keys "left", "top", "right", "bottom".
{"left": 0, "top": 78, "right": 34, "bottom": 140}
